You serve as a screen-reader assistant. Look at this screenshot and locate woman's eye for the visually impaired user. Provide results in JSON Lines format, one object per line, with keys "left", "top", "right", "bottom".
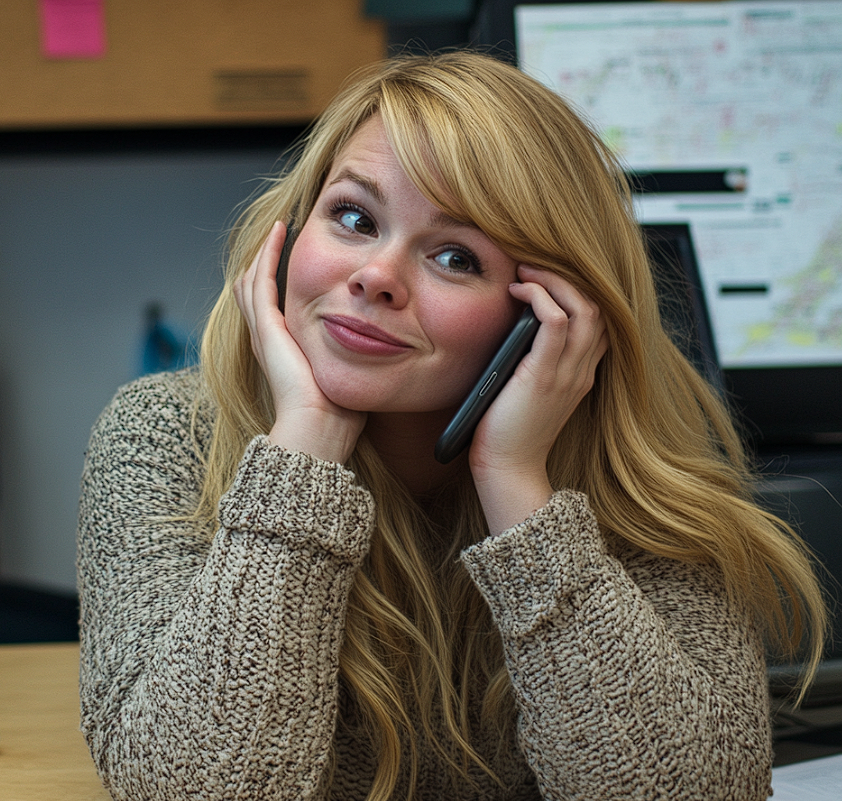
{"left": 339, "top": 209, "right": 375, "bottom": 235}
{"left": 435, "top": 248, "right": 477, "bottom": 273}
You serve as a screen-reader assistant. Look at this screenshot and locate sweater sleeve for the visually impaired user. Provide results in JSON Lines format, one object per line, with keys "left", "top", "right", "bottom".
{"left": 77, "top": 373, "right": 375, "bottom": 801}
{"left": 460, "top": 489, "right": 773, "bottom": 801}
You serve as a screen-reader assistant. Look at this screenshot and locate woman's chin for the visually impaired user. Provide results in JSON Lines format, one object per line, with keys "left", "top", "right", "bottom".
{"left": 314, "top": 377, "right": 458, "bottom": 418}
{"left": 312, "top": 376, "right": 392, "bottom": 413}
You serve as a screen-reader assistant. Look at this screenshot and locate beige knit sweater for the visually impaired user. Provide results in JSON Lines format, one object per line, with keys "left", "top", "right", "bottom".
{"left": 77, "top": 369, "right": 773, "bottom": 800}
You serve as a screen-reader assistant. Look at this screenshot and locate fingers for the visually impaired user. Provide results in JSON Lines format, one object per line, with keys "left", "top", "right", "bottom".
{"left": 470, "top": 267, "right": 609, "bottom": 527}
{"left": 510, "top": 264, "right": 608, "bottom": 392}
{"left": 232, "top": 221, "right": 306, "bottom": 401}
{"left": 235, "top": 220, "right": 285, "bottom": 318}
{"left": 470, "top": 264, "right": 608, "bottom": 470}
{"left": 230, "top": 222, "right": 367, "bottom": 464}
{"left": 234, "top": 221, "right": 288, "bottom": 363}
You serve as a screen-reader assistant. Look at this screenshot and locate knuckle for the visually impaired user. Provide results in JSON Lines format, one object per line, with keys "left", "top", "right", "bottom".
{"left": 544, "top": 307, "right": 570, "bottom": 330}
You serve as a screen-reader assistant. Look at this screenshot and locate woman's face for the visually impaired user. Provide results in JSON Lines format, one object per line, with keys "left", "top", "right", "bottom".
{"left": 284, "top": 115, "right": 523, "bottom": 417}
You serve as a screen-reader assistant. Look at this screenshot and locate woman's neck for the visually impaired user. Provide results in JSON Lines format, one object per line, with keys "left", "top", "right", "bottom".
{"left": 364, "top": 411, "right": 466, "bottom": 496}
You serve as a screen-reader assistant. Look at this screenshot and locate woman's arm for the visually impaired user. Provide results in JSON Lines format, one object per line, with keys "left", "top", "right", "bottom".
{"left": 469, "top": 265, "right": 608, "bottom": 535}
{"left": 461, "top": 490, "right": 772, "bottom": 801}
{"left": 77, "top": 372, "right": 375, "bottom": 800}
{"left": 466, "top": 266, "right": 772, "bottom": 796}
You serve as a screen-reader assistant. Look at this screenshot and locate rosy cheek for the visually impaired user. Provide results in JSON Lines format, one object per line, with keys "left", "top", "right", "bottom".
{"left": 285, "top": 236, "right": 322, "bottom": 301}
{"left": 455, "top": 303, "right": 497, "bottom": 333}
{"left": 424, "top": 298, "right": 516, "bottom": 372}
{"left": 282, "top": 240, "right": 320, "bottom": 347}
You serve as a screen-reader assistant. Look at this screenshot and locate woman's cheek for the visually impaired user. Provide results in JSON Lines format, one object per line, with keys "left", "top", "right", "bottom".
{"left": 424, "top": 297, "right": 517, "bottom": 379}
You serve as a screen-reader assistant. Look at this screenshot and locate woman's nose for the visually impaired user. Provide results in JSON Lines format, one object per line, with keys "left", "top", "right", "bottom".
{"left": 347, "top": 252, "right": 410, "bottom": 308}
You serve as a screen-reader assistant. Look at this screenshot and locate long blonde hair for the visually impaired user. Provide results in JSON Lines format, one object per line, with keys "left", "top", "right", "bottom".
{"left": 197, "top": 51, "right": 827, "bottom": 799}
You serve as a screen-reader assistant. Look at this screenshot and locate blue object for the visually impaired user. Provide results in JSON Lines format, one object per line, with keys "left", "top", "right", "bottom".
{"left": 139, "top": 303, "right": 196, "bottom": 376}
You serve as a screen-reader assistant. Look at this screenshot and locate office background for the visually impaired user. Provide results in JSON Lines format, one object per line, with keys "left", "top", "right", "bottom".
{"left": 1, "top": 1, "right": 840, "bottom": 668}
{"left": 0, "top": 0, "right": 476, "bottom": 600}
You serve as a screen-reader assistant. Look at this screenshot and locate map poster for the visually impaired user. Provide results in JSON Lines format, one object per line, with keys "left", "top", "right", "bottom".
{"left": 517, "top": 1, "right": 842, "bottom": 368}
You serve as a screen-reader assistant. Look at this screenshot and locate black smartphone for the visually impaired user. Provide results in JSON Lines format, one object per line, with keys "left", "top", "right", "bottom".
{"left": 434, "top": 306, "right": 540, "bottom": 464}
{"left": 276, "top": 224, "right": 298, "bottom": 312}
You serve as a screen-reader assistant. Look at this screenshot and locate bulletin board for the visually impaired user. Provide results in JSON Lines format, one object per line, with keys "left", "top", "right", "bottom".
{"left": 0, "top": 0, "right": 386, "bottom": 128}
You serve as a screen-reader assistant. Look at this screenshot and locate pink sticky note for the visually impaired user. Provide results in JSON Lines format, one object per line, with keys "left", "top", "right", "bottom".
{"left": 40, "top": 0, "right": 107, "bottom": 60}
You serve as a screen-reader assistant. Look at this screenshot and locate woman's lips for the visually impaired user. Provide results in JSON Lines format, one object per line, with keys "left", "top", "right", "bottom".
{"left": 322, "top": 315, "right": 411, "bottom": 356}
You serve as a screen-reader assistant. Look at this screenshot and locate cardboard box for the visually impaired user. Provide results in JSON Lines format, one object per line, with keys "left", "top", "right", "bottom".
{"left": 0, "top": 0, "right": 386, "bottom": 128}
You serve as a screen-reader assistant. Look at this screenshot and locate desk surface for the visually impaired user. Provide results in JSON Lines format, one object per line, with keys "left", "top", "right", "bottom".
{"left": 4, "top": 642, "right": 841, "bottom": 799}
{"left": 0, "top": 642, "right": 109, "bottom": 801}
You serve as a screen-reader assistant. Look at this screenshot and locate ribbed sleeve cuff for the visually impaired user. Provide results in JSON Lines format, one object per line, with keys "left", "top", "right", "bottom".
{"left": 218, "top": 436, "right": 374, "bottom": 561}
{"left": 460, "top": 489, "right": 607, "bottom": 637}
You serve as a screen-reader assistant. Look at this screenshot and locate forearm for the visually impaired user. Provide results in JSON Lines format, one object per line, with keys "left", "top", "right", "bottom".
{"left": 79, "top": 430, "right": 375, "bottom": 800}
{"left": 86, "top": 526, "right": 360, "bottom": 799}
{"left": 461, "top": 490, "right": 772, "bottom": 800}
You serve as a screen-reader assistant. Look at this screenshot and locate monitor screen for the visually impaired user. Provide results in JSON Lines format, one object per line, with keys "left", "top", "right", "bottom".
{"left": 501, "top": 0, "right": 842, "bottom": 446}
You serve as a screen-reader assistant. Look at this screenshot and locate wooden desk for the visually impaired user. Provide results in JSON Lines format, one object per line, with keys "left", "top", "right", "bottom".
{"left": 0, "top": 643, "right": 109, "bottom": 800}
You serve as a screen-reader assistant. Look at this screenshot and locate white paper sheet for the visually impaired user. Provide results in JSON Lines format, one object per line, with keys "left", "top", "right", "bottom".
{"left": 772, "top": 752, "right": 842, "bottom": 799}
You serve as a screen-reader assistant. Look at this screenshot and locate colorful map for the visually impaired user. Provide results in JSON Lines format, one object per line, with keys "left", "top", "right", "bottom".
{"left": 517, "top": 1, "right": 842, "bottom": 367}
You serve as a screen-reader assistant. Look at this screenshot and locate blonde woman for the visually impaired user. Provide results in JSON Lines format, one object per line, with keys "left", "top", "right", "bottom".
{"left": 78, "top": 51, "right": 825, "bottom": 800}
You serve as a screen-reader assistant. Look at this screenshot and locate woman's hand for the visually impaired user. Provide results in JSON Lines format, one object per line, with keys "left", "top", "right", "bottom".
{"left": 468, "top": 264, "right": 609, "bottom": 534}
{"left": 233, "top": 221, "right": 367, "bottom": 464}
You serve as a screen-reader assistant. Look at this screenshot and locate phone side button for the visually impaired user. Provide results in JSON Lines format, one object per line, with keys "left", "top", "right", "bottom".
{"left": 478, "top": 372, "right": 499, "bottom": 397}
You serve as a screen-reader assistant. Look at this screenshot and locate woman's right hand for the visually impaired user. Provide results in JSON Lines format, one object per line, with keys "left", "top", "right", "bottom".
{"left": 233, "top": 221, "right": 367, "bottom": 464}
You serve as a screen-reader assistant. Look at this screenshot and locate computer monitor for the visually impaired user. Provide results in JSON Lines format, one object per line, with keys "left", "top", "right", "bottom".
{"left": 639, "top": 222, "right": 842, "bottom": 698}
{"left": 640, "top": 222, "right": 723, "bottom": 391}
{"left": 474, "top": 0, "right": 842, "bottom": 449}
{"left": 472, "top": 0, "right": 842, "bottom": 695}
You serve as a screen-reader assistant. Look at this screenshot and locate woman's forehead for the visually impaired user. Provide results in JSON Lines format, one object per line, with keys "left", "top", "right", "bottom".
{"left": 324, "top": 114, "right": 471, "bottom": 218}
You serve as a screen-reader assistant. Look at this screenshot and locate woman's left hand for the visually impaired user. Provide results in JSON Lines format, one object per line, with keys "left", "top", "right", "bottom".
{"left": 469, "top": 264, "right": 609, "bottom": 534}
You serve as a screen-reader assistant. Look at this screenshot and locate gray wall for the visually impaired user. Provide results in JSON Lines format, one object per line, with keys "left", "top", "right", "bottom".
{"left": 0, "top": 145, "right": 282, "bottom": 593}
{"left": 0, "top": 6, "right": 477, "bottom": 598}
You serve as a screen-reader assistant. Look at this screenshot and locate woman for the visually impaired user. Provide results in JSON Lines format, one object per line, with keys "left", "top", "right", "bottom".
{"left": 77, "top": 51, "right": 826, "bottom": 800}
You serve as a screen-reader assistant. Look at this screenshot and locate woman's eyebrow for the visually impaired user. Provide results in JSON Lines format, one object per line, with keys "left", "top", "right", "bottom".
{"left": 328, "top": 167, "right": 477, "bottom": 231}
{"left": 328, "top": 169, "right": 385, "bottom": 205}
{"left": 428, "top": 208, "right": 478, "bottom": 231}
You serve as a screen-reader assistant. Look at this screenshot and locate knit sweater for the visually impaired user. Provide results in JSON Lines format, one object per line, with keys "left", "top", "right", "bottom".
{"left": 77, "top": 369, "right": 773, "bottom": 800}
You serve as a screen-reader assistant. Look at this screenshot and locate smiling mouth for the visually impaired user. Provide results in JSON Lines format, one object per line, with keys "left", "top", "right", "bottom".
{"left": 322, "top": 315, "right": 411, "bottom": 355}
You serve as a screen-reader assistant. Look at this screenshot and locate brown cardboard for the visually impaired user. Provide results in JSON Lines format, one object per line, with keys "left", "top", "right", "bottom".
{"left": 0, "top": 1, "right": 386, "bottom": 128}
